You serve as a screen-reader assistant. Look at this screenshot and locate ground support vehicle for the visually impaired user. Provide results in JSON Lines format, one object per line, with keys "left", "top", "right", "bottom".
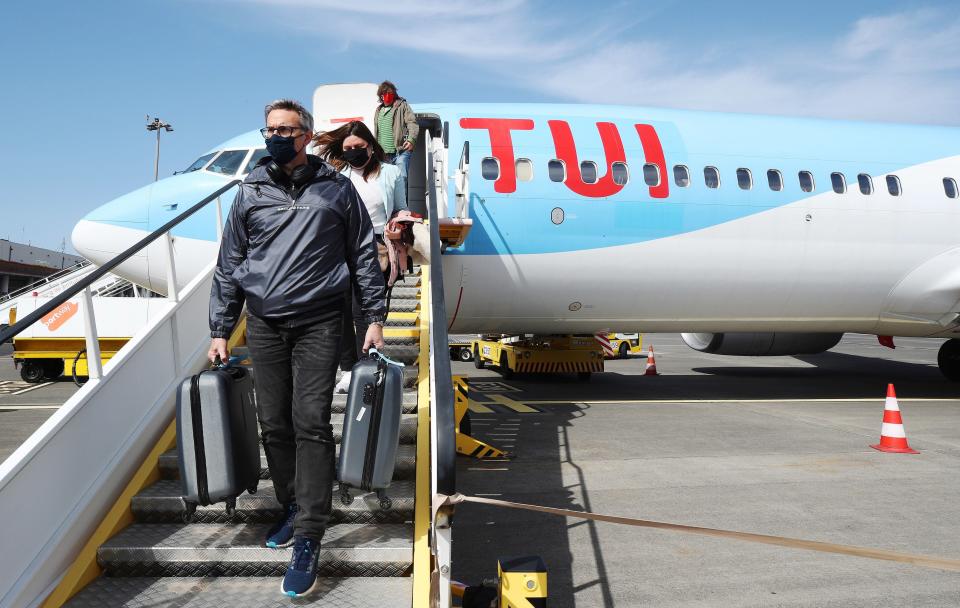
{"left": 471, "top": 335, "right": 603, "bottom": 381}
{"left": 602, "top": 333, "right": 643, "bottom": 359}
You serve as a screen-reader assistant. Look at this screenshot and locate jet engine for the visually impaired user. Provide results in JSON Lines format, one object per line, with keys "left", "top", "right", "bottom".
{"left": 680, "top": 332, "right": 843, "bottom": 356}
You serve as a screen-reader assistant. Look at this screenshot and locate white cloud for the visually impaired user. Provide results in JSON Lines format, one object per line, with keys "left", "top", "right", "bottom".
{"left": 218, "top": 1, "right": 960, "bottom": 124}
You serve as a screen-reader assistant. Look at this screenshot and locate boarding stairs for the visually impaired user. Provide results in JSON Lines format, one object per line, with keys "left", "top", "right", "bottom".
{"left": 61, "top": 273, "right": 425, "bottom": 606}
{"left": 0, "top": 128, "right": 459, "bottom": 607}
{"left": 1, "top": 261, "right": 140, "bottom": 318}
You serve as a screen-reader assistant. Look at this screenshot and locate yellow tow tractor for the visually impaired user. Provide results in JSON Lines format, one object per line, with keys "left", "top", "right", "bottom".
{"left": 603, "top": 332, "right": 643, "bottom": 359}
{"left": 13, "top": 337, "right": 129, "bottom": 384}
{"left": 471, "top": 334, "right": 604, "bottom": 382}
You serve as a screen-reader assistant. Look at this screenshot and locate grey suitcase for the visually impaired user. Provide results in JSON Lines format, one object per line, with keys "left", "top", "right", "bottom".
{"left": 176, "top": 359, "right": 260, "bottom": 521}
{"left": 337, "top": 348, "right": 404, "bottom": 510}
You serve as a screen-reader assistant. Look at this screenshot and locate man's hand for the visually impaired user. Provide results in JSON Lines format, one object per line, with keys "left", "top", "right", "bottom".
{"left": 400, "top": 140, "right": 413, "bottom": 152}
{"left": 362, "top": 323, "right": 385, "bottom": 354}
{"left": 208, "top": 338, "right": 229, "bottom": 364}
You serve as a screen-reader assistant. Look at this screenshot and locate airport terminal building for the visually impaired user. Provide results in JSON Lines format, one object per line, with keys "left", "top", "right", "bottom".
{"left": 0, "top": 239, "right": 84, "bottom": 297}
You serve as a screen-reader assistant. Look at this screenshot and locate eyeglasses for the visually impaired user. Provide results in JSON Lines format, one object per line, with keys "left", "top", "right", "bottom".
{"left": 260, "top": 125, "right": 305, "bottom": 139}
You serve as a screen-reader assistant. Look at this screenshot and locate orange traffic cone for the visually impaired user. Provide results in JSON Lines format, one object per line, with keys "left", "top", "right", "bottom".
{"left": 870, "top": 384, "right": 918, "bottom": 454}
{"left": 644, "top": 346, "right": 659, "bottom": 376}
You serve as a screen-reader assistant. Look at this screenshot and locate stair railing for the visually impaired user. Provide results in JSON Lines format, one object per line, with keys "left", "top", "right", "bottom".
{"left": 454, "top": 140, "right": 470, "bottom": 219}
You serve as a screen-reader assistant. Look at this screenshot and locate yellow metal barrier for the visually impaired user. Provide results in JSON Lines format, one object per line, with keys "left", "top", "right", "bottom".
{"left": 498, "top": 556, "right": 548, "bottom": 607}
{"left": 411, "top": 266, "right": 433, "bottom": 606}
{"left": 453, "top": 376, "right": 508, "bottom": 460}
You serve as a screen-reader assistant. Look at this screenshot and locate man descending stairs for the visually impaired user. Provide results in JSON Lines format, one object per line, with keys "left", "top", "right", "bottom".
{"left": 63, "top": 271, "right": 424, "bottom": 606}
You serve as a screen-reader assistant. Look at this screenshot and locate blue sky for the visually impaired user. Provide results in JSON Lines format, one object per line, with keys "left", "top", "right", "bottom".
{"left": 2, "top": 0, "right": 959, "bottom": 252}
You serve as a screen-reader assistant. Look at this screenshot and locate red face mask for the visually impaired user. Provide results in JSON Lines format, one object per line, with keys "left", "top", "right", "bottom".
{"left": 381, "top": 92, "right": 396, "bottom": 106}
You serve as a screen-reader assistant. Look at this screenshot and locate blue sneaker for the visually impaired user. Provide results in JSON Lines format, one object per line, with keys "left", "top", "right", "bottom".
{"left": 281, "top": 536, "right": 321, "bottom": 598}
{"left": 264, "top": 503, "right": 297, "bottom": 548}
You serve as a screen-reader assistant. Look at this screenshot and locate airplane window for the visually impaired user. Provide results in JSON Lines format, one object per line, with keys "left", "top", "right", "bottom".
{"left": 611, "top": 162, "right": 629, "bottom": 186}
{"left": 580, "top": 161, "right": 598, "bottom": 184}
{"left": 515, "top": 158, "right": 534, "bottom": 182}
{"left": 481, "top": 157, "right": 500, "bottom": 180}
{"left": 798, "top": 171, "right": 815, "bottom": 193}
{"left": 673, "top": 165, "right": 690, "bottom": 187}
{"left": 206, "top": 150, "right": 248, "bottom": 176}
{"left": 182, "top": 152, "right": 216, "bottom": 174}
{"left": 704, "top": 166, "right": 720, "bottom": 189}
{"left": 831, "top": 172, "right": 846, "bottom": 194}
{"left": 737, "top": 168, "right": 752, "bottom": 190}
{"left": 944, "top": 178, "right": 958, "bottom": 199}
{"left": 767, "top": 170, "right": 783, "bottom": 191}
{"left": 886, "top": 175, "right": 901, "bottom": 196}
{"left": 244, "top": 149, "right": 269, "bottom": 174}
{"left": 642, "top": 163, "right": 660, "bottom": 187}
{"left": 548, "top": 159, "right": 566, "bottom": 182}
{"left": 857, "top": 173, "right": 873, "bottom": 195}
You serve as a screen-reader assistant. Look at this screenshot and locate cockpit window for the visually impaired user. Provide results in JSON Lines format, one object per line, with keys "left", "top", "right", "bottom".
{"left": 244, "top": 149, "right": 269, "bottom": 174}
{"left": 206, "top": 150, "right": 247, "bottom": 176}
{"left": 181, "top": 152, "right": 216, "bottom": 174}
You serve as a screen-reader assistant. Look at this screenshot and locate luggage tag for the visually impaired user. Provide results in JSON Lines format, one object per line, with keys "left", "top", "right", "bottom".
{"left": 367, "top": 347, "right": 405, "bottom": 368}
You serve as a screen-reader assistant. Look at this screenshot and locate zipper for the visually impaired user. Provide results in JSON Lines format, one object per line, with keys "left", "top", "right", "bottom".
{"left": 361, "top": 359, "right": 386, "bottom": 490}
{"left": 189, "top": 372, "right": 210, "bottom": 505}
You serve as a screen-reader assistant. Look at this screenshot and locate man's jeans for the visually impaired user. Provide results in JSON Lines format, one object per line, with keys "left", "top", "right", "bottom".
{"left": 386, "top": 149, "right": 412, "bottom": 180}
{"left": 245, "top": 313, "right": 341, "bottom": 542}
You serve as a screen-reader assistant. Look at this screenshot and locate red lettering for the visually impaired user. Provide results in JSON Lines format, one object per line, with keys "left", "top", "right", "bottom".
{"left": 548, "top": 121, "right": 626, "bottom": 198}
{"left": 459, "top": 118, "right": 535, "bottom": 193}
{"left": 635, "top": 124, "right": 669, "bottom": 199}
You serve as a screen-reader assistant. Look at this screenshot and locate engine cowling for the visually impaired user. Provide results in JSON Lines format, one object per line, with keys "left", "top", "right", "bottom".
{"left": 680, "top": 332, "right": 843, "bottom": 356}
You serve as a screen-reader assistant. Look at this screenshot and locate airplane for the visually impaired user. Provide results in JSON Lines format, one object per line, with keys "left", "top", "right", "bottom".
{"left": 71, "top": 83, "right": 960, "bottom": 381}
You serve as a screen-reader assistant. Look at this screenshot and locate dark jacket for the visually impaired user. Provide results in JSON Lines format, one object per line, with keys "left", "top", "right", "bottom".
{"left": 209, "top": 156, "right": 387, "bottom": 339}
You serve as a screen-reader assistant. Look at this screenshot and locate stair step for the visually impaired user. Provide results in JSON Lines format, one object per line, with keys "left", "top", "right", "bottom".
{"left": 374, "top": 344, "right": 419, "bottom": 365}
{"left": 386, "top": 299, "right": 418, "bottom": 313}
{"left": 386, "top": 311, "right": 419, "bottom": 327}
{"left": 388, "top": 286, "right": 420, "bottom": 300}
{"left": 64, "top": 576, "right": 411, "bottom": 607}
{"left": 159, "top": 444, "right": 417, "bottom": 481}
{"left": 132, "top": 479, "right": 414, "bottom": 524}
{"left": 97, "top": 522, "right": 412, "bottom": 577}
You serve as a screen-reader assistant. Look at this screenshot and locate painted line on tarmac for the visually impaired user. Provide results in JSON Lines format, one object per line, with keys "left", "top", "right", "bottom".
{"left": 10, "top": 382, "right": 54, "bottom": 395}
{"left": 0, "top": 404, "right": 61, "bottom": 410}
{"left": 524, "top": 397, "right": 960, "bottom": 404}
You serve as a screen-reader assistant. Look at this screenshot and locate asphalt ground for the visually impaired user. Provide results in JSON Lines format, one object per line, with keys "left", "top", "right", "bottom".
{"left": 0, "top": 343, "right": 81, "bottom": 461}
{"left": 450, "top": 334, "right": 960, "bottom": 607}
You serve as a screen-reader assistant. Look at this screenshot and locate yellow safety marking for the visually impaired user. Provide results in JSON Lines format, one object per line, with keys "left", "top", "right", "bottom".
{"left": 411, "top": 266, "right": 431, "bottom": 606}
{"left": 487, "top": 393, "right": 538, "bottom": 413}
{"left": 468, "top": 399, "right": 495, "bottom": 413}
{"left": 384, "top": 327, "right": 420, "bottom": 339}
{"left": 387, "top": 311, "right": 419, "bottom": 323}
{"left": 41, "top": 419, "right": 177, "bottom": 607}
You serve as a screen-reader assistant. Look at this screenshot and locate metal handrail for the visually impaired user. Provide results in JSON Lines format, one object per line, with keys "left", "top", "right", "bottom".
{"left": 0, "top": 180, "right": 240, "bottom": 345}
{"left": 455, "top": 141, "right": 470, "bottom": 219}
{"left": 0, "top": 260, "right": 92, "bottom": 305}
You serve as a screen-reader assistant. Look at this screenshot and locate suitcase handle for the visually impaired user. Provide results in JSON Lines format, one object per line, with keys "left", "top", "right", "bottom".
{"left": 212, "top": 355, "right": 245, "bottom": 368}
{"left": 368, "top": 348, "right": 405, "bottom": 368}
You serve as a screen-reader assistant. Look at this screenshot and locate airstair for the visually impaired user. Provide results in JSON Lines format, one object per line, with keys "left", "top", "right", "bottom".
{"left": 0, "top": 127, "right": 460, "bottom": 607}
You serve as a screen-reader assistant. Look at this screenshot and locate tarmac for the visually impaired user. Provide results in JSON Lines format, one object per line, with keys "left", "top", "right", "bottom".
{"left": 2, "top": 335, "right": 959, "bottom": 606}
{"left": 449, "top": 333, "right": 960, "bottom": 607}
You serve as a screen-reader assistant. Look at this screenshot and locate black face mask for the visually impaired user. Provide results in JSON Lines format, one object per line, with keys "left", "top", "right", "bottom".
{"left": 343, "top": 147, "right": 370, "bottom": 169}
{"left": 265, "top": 135, "right": 300, "bottom": 165}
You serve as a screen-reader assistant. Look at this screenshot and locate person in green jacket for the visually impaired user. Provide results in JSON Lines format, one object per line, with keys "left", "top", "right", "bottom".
{"left": 373, "top": 80, "right": 419, "bottom": 180}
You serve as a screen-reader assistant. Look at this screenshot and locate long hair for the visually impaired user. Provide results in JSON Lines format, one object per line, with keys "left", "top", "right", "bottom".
{"left": 314, "top": 121, "right": 385, "bottom": 181}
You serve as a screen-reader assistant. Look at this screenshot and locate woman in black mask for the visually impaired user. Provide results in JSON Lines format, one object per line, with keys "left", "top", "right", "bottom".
{"left": 315, "top": 121, "right": 407, "bottom": 392}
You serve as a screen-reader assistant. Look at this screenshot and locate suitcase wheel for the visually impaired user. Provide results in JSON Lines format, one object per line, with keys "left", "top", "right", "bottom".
{"left": 182, "top": 501, "right": 197, "bottom": 524}
{"left": 339, "top": 489, "right": 354, "bottom": 506}
{"left": 248, "top": 485, "right": 258, "bottom": 495}
{"left": 225, "top": 498, "right": 236, "bottom": 517}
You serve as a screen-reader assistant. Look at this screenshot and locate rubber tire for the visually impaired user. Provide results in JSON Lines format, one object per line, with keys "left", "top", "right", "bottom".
{"left": 577, "top": 371, "right": 592, "bottom": 383}
{"left": 938, "top": 339, "right": 960, "bottom": 381}
{"left": 43, "top": 359, "right": 64, "bottom": 380}
{"left": 473, "top": 345, "right": 485, "bottom": 369}
{"left": 499, "top": 352, "right": 514, "bottom": 379}
{"left": 20, "top": 362, "right": 45, "bottom": 383}
{"left": 618, "top": 342, "right": 629, "bottom": 359}
{"left": 458, "top": 347, "right": 473, "bottom": 362}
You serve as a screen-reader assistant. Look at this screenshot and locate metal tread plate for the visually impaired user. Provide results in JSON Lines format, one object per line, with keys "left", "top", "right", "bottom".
{"left": 64, "top": 576, "right": 411, "bottom": 607}
{"left": 132, "top": 479, "right": 414, "bottom": 524}
{"left": 387, "top": 286, "right": 420, "bottom": 299}
{"left": 98, "top": 523, "right": 412, "bottom": 577}
{"left": 159, "top": 444, "right": 417, "bottom": 481}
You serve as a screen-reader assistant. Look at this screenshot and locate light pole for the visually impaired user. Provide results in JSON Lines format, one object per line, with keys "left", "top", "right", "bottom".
{"left": 146, "top": 116, "right": 174, "bottom": 181}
